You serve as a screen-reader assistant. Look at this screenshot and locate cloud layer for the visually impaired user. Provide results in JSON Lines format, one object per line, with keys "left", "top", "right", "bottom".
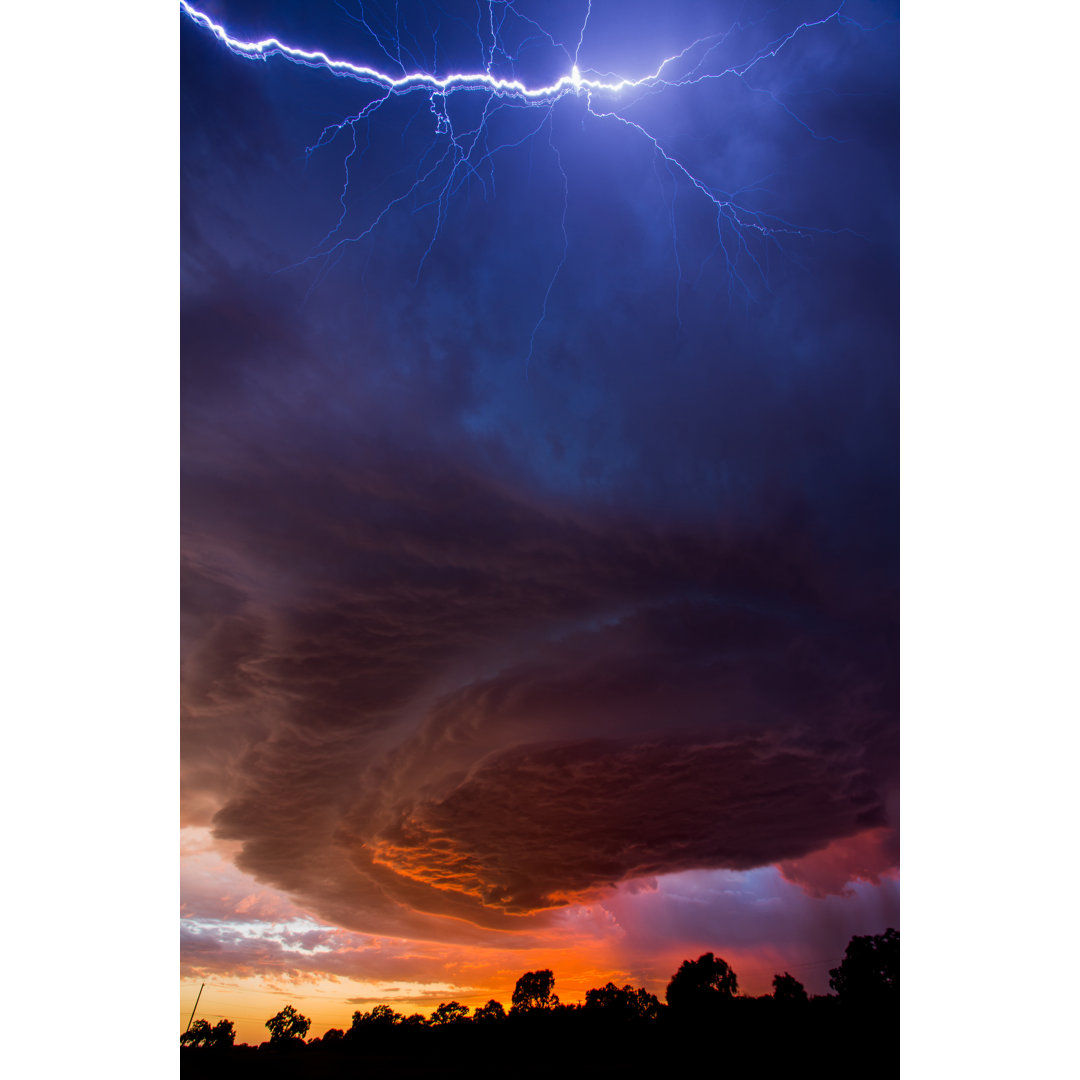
{"left": 182, "top": 429, "right": 897, "bottom": 939}
{"left": 181, "top": 0, "right": 898, "bottom": 966}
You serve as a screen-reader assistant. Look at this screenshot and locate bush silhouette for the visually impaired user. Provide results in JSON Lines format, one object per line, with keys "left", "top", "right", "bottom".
{"left": 584, "top": 982, "right": 661, "bottom": 1021}
{"left": 430, "top": 1001, "right": 470, "bottom": 1025}
{"left": 181, "top": 1018, "right": 234, "bottom": 1049}
{"left": 772, "top": 973, "right": 808, "bottom": 1002}
{"left": 473, "top": 999, "right": 506, "bottom": 1023}
{"left": 180, "top": 1019, "right": 212, "bottom": 1047}
{"left": 350, "top": 1003, "right": 403, "bottom": 1031}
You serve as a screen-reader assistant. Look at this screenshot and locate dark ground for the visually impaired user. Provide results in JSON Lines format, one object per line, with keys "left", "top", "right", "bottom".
{"left": 181, "top": 999, "right": 898, "bottom": 1078}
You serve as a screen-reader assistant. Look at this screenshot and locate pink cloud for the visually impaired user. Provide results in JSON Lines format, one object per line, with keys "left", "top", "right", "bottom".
{"left": 777, "top": 827, "right": 899, "bottom": 898}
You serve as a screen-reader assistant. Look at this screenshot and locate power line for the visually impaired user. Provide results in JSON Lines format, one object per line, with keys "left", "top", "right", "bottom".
{"left": 781, "top": 957, "right": 845, "bottom": 970}
{"left": 181, "top": 957, "right": 848, "bottom": 1019}
{"left": 199, "top": 981, "right": 348, "bottom": 998}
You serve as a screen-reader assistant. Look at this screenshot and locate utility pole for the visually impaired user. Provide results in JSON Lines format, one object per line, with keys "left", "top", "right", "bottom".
{"left": 185, "top": 983, "right": 205, "bottom": 1033}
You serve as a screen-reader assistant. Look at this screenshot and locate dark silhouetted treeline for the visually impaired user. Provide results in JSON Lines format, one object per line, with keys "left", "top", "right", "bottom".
{"left": 181, "top": 928, "right": 898, "bottom": 1078}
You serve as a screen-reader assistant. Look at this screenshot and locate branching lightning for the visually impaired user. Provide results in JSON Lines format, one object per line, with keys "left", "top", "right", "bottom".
{"left": 181, "top": 1, "right": 888, "bottom": 360}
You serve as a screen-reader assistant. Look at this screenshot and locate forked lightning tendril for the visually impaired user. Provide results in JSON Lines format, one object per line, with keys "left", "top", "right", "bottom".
{"left": 181, "top": 1, "right": 878, "bottom": 363}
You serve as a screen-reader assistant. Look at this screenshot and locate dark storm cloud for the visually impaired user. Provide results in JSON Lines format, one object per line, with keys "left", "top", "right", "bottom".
{"left": 182, "top": 426, "right": 895, "bottom": 935}
{"left": 182, "top": 1, "right": 897, "bottom": 942}
{"left": 371, "top": 737, "right": 883, "bottom": 912}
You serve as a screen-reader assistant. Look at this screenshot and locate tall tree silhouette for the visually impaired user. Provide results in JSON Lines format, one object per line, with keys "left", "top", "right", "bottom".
{"left": 265, "top": 1004, "right": 311, "bottom": 1043}
{"left": 511, "top": 970, "right": 559, "bottom": 1012}
{"left": 829, "top": 928, "right": 899, "bottom": 1004}
{"left": 665, "top": 953, "right": 738, "bottom": 1011}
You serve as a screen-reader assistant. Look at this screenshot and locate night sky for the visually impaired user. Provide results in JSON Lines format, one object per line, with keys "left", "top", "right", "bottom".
{"left": 180, "top": 0, "right": 898, "bottom": 1040}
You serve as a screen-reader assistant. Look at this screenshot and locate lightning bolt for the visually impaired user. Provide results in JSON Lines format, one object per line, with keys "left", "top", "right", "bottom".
{"left": 181, "top": 1, "right": 890, "bottom": 361}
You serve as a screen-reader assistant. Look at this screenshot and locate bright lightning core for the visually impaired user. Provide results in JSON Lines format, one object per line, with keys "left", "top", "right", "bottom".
{"left": 181, "top": 1, "right": 893, "bottom": 362}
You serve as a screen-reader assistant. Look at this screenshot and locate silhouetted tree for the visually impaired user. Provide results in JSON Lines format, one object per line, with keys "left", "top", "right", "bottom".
{"left": 584, "top": 982, "right": 661, "bottom": 1021}
{"left": 180, "top": 1019, "right": 212, "bottom": 1047}
{"left": 829, "top": 928, "right": 899, "bottom": 1004}
{"left": 265, "top": 1004, "right": 311, "bottom": 1043}
{"left": 321, "top": 1027, "right": 345, "bottom": 1043}
{"left": 665, "top": 953, "right": 738, "bottom": 1011}
{"left": 772, "top": 973, "right": 808, "bottom": 1002}
{"left": 430, "top": 1001, "right": 470, "bottom": 1025}
{"left": 634, "top": 987, "right": 662, "bottom": 1019}
{"left": 208, "top": 1018, "right": 235, "bottom": 1048}
{"left": 511, "top": 969, "right": 559, "bottom": 1012}
{"left": 350, "top": 1003, "right": 403, "bottom": 1030}
{"left": 401, "top": 1013, "right": 427, "bottom": 1026}
{"left": 346, "top": 1003, "right": 406, "bottom": 1048}
{"left": 473, "top": 999, "right": 506, "bottom": 1023}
